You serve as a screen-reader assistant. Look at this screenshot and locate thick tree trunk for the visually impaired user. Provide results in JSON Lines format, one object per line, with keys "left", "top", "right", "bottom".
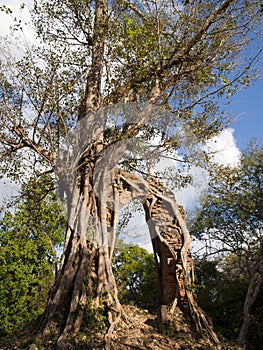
{"left": 35, "top": 0, "right": 122, "bottom": 346}
{"left": 35, "top": 165, "right": 142, "bottom": 348}
{"left": 36, "top": 167, "right": 122, "bottom": 349}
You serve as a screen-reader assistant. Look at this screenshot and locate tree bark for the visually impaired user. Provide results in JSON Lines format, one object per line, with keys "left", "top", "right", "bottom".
{"left": 37, "top": 164, "right": 122, "bottom": 349}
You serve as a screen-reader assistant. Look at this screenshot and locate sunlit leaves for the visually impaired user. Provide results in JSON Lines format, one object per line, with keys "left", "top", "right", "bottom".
{"left": 0, "top": 0, "right": 262, "bottom": 202}
{"left": 1, "top": 0, "right": 262, "bottom": 171}
{"left": 0, "top": 5, "right": 12, "bottom": 15}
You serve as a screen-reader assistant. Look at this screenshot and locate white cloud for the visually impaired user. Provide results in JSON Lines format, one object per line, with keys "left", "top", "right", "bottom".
{"left": 0, "top": 177, "right": 20, "bottom": 212}
{"left": 0, "top": 0, "right": 35, "bottom": 55}
{"left": 205, "top": 128, "right": 241, "bottom": 166}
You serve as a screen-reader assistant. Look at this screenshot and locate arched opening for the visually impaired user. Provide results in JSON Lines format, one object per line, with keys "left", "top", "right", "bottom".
{"left": 113, "top": 200, "right": 159, "bottom": 312}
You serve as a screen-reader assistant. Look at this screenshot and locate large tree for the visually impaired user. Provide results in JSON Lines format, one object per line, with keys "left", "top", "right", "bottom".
{"left": 0, "top": 0, "right": 262, "bottom": 348}
{"left": 193, "top": 143, "right": 263, "bottom": 346}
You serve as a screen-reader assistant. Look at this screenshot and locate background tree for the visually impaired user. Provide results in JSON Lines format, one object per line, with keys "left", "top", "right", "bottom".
{"left": 0, "top": 175, "right": 65, "bottom": 336}
{"left": 193, "top": 142, "right": 263, "bottom": 346}
{"left": 112, "top": 241, "right": 158, "bottom": 311}
{"left": 195, "top": 255, "right": 263, "bottom": 350}
{"left": 0, "top": 0, "right": 262, "bottom": 348}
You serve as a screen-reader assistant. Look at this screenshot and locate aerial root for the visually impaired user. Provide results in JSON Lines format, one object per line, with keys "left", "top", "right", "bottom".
{"left": 105, "top": 299, "right": 133, "bottom": 349}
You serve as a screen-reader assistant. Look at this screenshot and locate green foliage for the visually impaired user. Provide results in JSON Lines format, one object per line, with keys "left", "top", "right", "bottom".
{"left": 112, "top": 241, "right": 158, "bottom": 311}
{"left": 192, "top": 143, "right": 263, "bottom": 347}
{"left": 195, "top": 257, "right": 246, "bottom": 339}
{"left": 193, "top": 142, "right": 263, "bottom": 253}
{"left": 0, "top": 175, "right": 65, "bottom": 336}
{"left": 195, "top": 256, "right": 263, "bottom": 349}
{"left": 0, "top": 5, "right": 12, "bottom": 14}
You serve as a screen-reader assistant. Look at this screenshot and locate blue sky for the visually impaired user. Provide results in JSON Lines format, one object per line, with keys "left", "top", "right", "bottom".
{"left": 231, "top": 73, "right": 263, "bottom": 149}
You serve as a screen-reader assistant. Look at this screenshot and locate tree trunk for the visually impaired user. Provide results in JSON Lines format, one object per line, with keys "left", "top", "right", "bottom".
{"left": 238, "top": 243, "right": 263, "bottom": 346}
{"left": 36, "top": 164, "right": 123, "bottom": 349}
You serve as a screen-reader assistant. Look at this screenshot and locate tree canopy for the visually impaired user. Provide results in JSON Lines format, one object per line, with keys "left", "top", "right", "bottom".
{"left": 1, "top": 0, "right": 262, "bottom": 180}
{"left": 193, "top": 142, "right": 263, "bottom": 256}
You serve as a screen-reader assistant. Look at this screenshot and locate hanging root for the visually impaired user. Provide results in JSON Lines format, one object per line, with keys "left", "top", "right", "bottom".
{"left": 104, "top": 262, "right": 132, "bottom": 349}
{"left": 185, "top": 289, "right": 220, "bottom": 346}
{"left": 105, "top": 307, "right": 122, "bottom": 350}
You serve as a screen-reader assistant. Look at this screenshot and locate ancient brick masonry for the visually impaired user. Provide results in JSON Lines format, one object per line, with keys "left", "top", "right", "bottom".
{"left": 115, "top": 170, "right": 193, "bottom": 309}
{"left": 116, "top": 171, "right": 220, "bottom": 345}
{"left": 143, "top": 177, "right": 193, "bottom": 308}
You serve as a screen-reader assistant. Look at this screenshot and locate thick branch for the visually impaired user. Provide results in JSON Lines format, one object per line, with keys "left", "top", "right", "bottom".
{"left": 167, "top": 0, "right": 232, "bottom": 68}
{"left": 80, "top": 0, "right": 108, "bottom": 117}
{"left": 105, "top": 0, "right": 232, "bottom": 105}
